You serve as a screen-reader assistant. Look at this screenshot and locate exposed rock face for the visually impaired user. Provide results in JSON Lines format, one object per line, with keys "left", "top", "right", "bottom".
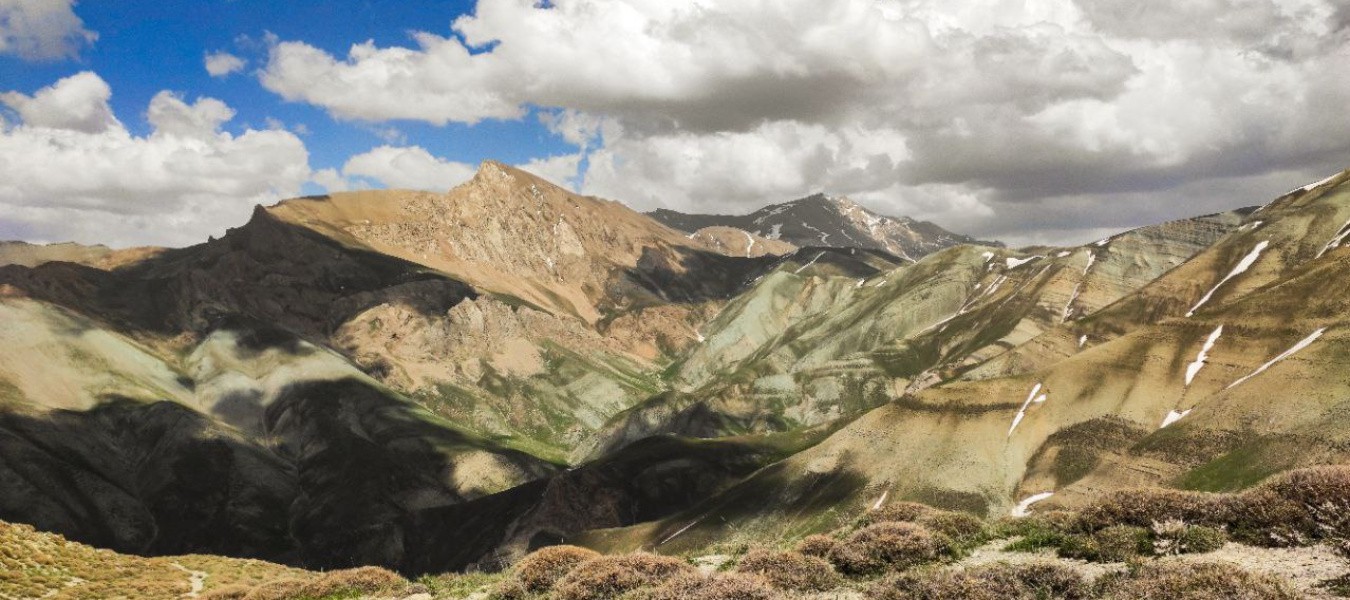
{"left": 687, "top": 226, "right": 796, "bottom": 257}
{"left": 650, "top": 194, "right": 997, "bottom": 260}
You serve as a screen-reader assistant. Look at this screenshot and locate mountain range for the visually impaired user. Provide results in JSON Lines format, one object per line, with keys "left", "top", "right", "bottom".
{"left": 2, "top": 160, "right": 1349, "bottom": 585}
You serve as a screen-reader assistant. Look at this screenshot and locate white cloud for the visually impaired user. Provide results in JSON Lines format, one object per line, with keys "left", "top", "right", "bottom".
{"left": 259, "top": 0, "right": 1350, "bottom": 243}
{"left": 204, "top": 51, "right": 246, "bottom": 77}
{"left": 0, "top": 72, "right": 312, "bottom": 247}
{"left": 0, "top": 71, "right": 118, "bottom": 133}
{"left": 340, "top": 145, "right": 476, "bottom": 190}
{"left": 0, "top": 0, "right": 96, "bottom": 61}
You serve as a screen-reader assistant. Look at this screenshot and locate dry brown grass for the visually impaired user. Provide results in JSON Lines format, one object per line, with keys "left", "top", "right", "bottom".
{"left": 511, "top": 545, "right": 601, "bottom": 592}
{"left": 551, "top": 553, "right": 696, "bottom": 600}
{"left": 915, "top": 510, "right": 985, "bottom": 542}
{"left": 734, "top": 548, "right": 841, "bottom": 591}
{"left": 1098, "top": 561, "right": 1298, "bottom": 599}
{"left": 229, "top": 566, "right": 406, "bottom": 600}
{"left": 795, "top": 534, "right": 840, "bottom": 559}
{"left": 858, "top": 502, "right": 934, "bottom": 527}
{"left": 867, "top": 561, "right": 1090, "bottom": 600}
{"left": 829, "top": 522, "right": 954, "bottom": 576}
{"left": 633, "top": 571, "right": 778, "bottom": 600}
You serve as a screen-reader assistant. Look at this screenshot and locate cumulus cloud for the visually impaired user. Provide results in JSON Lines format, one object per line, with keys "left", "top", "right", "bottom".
{"left": 0, "top": 72, "right": 312, "bottom": 247}
{"left": 0, "top": 0, "right": 96, "bottom": 61}
{"left": 204, "top": 51, "right": 246, "bottom": 77}
{"left": 330, "top": 144, "right": 582, "bottom": 192}
{"left": 261, "top": 0, "right": 1349, "bottom": 243}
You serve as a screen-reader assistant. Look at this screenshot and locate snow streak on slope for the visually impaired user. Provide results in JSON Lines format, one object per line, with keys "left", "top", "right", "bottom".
{"left": 1226, "top": 328, "right": 1328, "bottom": 390}
{"left": 1008, "top": 383, "right": 1045, "bottom": 437}
{"left": 1316, "top": 219, "right": 1350, "bottom": 259}
{"left": 1160, "top": 409, "right": 1192, "bottom": 429}
{"left": 1012, "top": 492, "right": 1054, "bottom": 517}
{"left": 1184, "top": 326, "right": 1224, "bottom": 386}
{"left": 1186, "top": 241, "right": 1269, "bottom": 317}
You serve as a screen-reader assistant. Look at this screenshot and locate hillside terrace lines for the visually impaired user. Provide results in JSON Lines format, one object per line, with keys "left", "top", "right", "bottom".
{"left": 1226, "top": 328, "right": 1328, "bottom": 390}
{"left": 1186, "top": 240, "right": 1270, "bottom": 317}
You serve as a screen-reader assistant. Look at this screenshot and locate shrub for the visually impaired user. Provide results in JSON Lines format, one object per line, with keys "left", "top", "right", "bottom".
{"left": 199, "top": 585, "right": 251, "bottom": 600}
{"left": 829, "top": 522, "right": 954, "bottom": 576}
{"left": 1075, "top": 489, "right": 1221, "bottom": 533}
{"left": 486, "top": 577, "right": 529, "bottom": 600}
{"left": 239, "top": 579, "right": 307, "bottom": 600}
{"left": 796, "top": 534, "right": 840, "bottom": 559}
{"left": 1093, "top": 526, "right": 1152, "bottom": 562}
{"left": 304, "top": 566, "right": 406, "bottom": 596}
{"left": 1257, "top": 465, "right": 1350, "bottom": 551}
{"left": 1054, "top": 534, "right": 1099, "bottom": 562}
{"left": 735, "top": 549, "right": 840, "bottom": 592}
{"left": 1151, "top": 520, "right": 1227, "bottom": 556}
{"left": 512, "top": 545, "right": 601, "bottom": 592}
{"left": 552, "top": 553, "right": 695, "bottom": 600}
{"left": 915, "top": 510, "right": 985, "bottom": 543}
{"left": 867, "top": 562, "right": 1089, "bottom": 600}
{"left": 859, "top": 502, "right": 934, "bottom": 527}
{"left": 1220, "top": 489, "right": 1311, "bottom": 546}
{"left": 637, "top": 572, "right": 777, "bottom": 600}
{"left": 1099, "top": 562, "right": 1298, "bottom": 599}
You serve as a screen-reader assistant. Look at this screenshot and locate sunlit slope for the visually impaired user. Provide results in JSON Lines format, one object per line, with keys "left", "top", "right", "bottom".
{"left": 578, "top": 170, "right": 1350, "bottom": 554}
{"left": 586, "top": 208, "right": 1242, "bottom": 457}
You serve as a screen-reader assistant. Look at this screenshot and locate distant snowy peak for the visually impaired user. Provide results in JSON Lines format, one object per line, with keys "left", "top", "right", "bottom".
{"left": 649, "top": 193, "right": 999, "bottom": 260}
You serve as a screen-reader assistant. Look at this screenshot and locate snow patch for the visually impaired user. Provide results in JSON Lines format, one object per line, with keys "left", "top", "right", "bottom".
{"left": 1095, "top": 238, "right": 1111, "bottom": 247}
{"left": 1226, "top": 328, "right": 1327, "bottom": 389}
{"left": 1061, "top": 283, "right": 1083, "bottom": 323}
{"left": 1083, "top": 252, "right": 1096, "bottom": 275}
{"left": 1160, "top": 409, "right": 1191, "bottom": 429}
{"left": 1006, "top": 256, "right": 1042, "bottom": 269}
{"left": 1078, "top": 335, "right": 1088, "bottom": 348}
{"left": 1184, "top": 326, "right": 1224, "bottom": 386}
{"left": 1316, "top": 218, "right": 1350, "bottom": 259}
{"left": 743, "top": 231, "right": 756, "bottom": 256}
{"left": 981, "top": 251, "right": 995, "bottom": 263}
{"left": 872, "top": 490, "right": 890, "bottom": 510}
{"left": 1012, "top": 492, "right": 1054, "bottom": 517}
{"left": 1055, "top": 251, "right": 1072, "bottom": 258}
{"left": 1290, "top": 172, "right": 1340, "bottom": 195}
{"left": 794, "top": 251, "right": 826, "bottom": 274}
{"left": 1186, "top": 241, "right": 1269, "bottom": 317}
{"left": 1008, "top": 383, "right": 1044, "bottom": 437}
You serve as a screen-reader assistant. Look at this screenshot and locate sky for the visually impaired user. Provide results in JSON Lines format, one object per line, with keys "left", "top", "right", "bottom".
{"left": 1, "top": 0, "right": 1349, "bottom": 249}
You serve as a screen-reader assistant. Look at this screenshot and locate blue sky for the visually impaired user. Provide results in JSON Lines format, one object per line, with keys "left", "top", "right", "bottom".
{"left": 1, "top": 0, "right": 1348, "bottom": 247}
{"left": 0, "top": 1, "right": 571, "bottom": 175}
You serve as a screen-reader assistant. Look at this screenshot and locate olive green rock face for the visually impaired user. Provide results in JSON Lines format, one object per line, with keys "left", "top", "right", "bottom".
{"left": 1, "top": 162, "right": 1349, "bottom": 573}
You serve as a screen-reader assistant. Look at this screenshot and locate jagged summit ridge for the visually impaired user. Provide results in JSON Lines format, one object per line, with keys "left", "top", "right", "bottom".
{"left": 649, "top": 192, "right": 997, "bottom": 260}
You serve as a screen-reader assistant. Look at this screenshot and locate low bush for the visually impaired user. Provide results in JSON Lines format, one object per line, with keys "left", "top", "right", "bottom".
{"left": 829, "top": 522, "right": 954, "bottom": 576}
{"left": 735, "top": 548, "right": 840, "bottom": 591}
{"left": 858, "top": 502, "right": 934, "bottom": 527}
{"left": 796, "top": 534, "right": 840, "bottom": 559}
{"left": 552, "top": 553, "right": 695, "bottom": 600}
{"left": 915, "top": 510, "right": 985, "bottom": 543}
{"left": 1074, "top": 489, "right": 1221, "bottom": 533}
{"left": 307, "top": 566, "right": 406, "bottom": 595}
{"left": 512, "top": 545, "right": 601, "bottom": 592}
{"left": 1151, "top": 520, "right": 1227, "bottom": 556}
{"left": 1098, "top": 561, "right": 1298, "bottom": 599}
{"left": 867, "top": 562, "right": 1090, "bottom": 600}
{"left": 636, "top": 571, "right": 777, "bottom": 600}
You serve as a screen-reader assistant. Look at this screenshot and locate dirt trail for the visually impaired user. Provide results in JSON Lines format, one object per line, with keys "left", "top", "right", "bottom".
{"left": 169, "top": 562, "right": 207, "bottom": 598}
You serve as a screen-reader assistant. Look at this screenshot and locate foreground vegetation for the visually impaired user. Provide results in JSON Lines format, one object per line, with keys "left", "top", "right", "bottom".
{"left": 6, "top": 465, "right": 1350, "bottom": 599}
